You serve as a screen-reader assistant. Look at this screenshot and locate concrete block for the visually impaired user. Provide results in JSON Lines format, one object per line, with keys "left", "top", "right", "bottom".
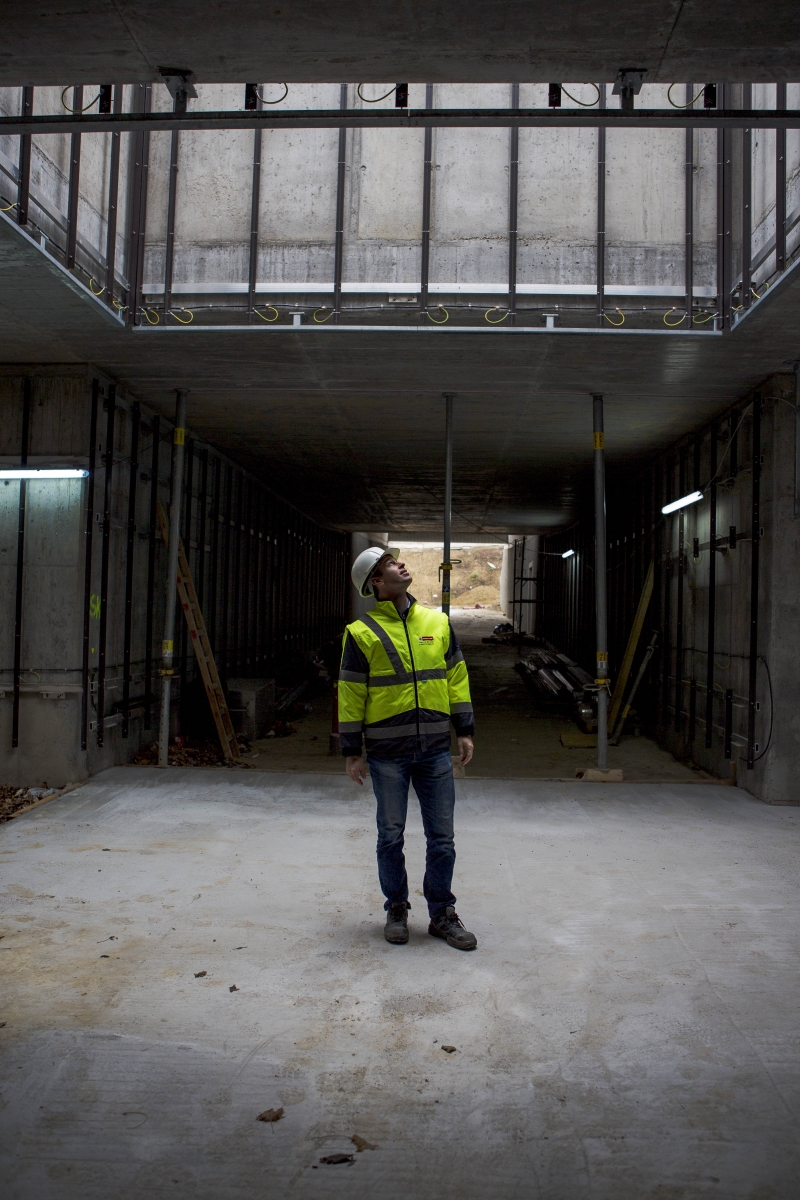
{"left": 226, "top": 678, "right": 276, "bottom": 741}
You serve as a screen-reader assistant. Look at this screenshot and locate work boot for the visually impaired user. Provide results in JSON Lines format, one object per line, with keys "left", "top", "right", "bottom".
{"left": 428, "top": 906, "right": 477, "bottom": 951}
{"left": 384, "top": 901, "right": 409, "bottom": 944}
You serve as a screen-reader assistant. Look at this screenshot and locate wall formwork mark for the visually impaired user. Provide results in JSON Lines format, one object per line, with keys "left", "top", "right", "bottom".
{"left": 0, "top": 369, "right": 349, "bottom": 787}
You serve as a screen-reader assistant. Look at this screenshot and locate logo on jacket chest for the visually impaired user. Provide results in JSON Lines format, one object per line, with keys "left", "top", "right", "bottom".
{"left": 417, "top": 635, "right": 435, "bottom": 644}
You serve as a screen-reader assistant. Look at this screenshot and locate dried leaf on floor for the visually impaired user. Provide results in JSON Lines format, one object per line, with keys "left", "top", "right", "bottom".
{"left": 320, "top": 1154, "right": 354, "bottom": 1165}
{"left": 351, "top": 1134, "right": 377, "bottom": 1152}
{"left": 257, "top": 1107, "right": 284, "bottom": 1123}
{"left": 194, "top": 970, "right": 207, "bottom": 978}
{"left": 441, "top": 1045, "right": 457, "bottom": 1053}
{"left": 229, "top": 984, "right": 239, "bottom": 992}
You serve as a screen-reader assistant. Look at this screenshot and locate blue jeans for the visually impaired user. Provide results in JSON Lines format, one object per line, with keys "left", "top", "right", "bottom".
{"left": 367, "top": 749, "right": 456, "bottom": 918}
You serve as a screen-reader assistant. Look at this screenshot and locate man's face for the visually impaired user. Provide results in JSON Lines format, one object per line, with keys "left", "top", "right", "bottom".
{"left": 372, "top": 555, "right": 412, "bottom": 595}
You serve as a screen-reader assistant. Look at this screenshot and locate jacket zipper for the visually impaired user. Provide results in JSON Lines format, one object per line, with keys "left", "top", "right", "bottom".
{"left": 401, "top": 609, "right": 421, "bottom": 740}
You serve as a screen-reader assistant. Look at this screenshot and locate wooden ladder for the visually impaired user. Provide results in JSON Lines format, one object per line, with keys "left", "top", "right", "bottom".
{"left": 157, "top": 500, "right": 240, "bottom": 762}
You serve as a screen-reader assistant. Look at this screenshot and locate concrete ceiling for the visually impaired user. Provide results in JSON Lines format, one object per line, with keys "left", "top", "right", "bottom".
{"left": 1, "top": 215, "right": 799, "bottom": 535}
{"left": 1, "top": 2, "right": 798, "bottom": 88}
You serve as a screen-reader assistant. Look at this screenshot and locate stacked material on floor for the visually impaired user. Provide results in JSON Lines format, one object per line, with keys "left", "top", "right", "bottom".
{"left": 514, "top": 646, "right": 594, "bottom": 702}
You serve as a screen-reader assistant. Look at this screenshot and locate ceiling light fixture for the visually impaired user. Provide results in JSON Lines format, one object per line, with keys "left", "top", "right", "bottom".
{"left": 661, "top": 490, "right": 703, "bottom": 515}
{"left": 0, "top": 468, "right": 89, "bottom": 479}
{"left": 561, "top": 548, "right": 575, "bottom": 558}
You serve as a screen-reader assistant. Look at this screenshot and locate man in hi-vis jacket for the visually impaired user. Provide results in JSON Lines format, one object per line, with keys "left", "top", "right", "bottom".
{"left": 338, "top": 547, "right": 477, "bottom": 950}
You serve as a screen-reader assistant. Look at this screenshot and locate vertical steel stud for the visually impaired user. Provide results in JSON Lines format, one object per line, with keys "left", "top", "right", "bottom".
{"left": 144, "top": 415, "right": 160, "bottom": 729}
{"left": 746, "top": 395, "right": 761, "bottom": 769}
{"left": 11, "top": 377, "right": 32, "bottom": 749}
{"left": 122, "top": 401, "right": 140, "bottom": 737}
{"left": 96, "top": 385, "right": 116, "bottom": 748}
{"left": 593, "top": 393, "right": 609, "bottom": 769}
{"left": 158, "top": 392, "right": 187, "bottom": 767}
{"left": 81, "top": 380, "right": 100, "bottom": 750}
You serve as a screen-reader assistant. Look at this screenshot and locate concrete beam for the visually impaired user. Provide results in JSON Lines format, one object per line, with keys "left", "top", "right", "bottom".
{"left": 1, "top": 1, "right": 799, "bottom": 87}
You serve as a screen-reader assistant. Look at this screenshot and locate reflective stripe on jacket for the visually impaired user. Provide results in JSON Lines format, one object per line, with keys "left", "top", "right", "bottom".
{"left": 338, "top": 595, "right": 474, "bottom": 760}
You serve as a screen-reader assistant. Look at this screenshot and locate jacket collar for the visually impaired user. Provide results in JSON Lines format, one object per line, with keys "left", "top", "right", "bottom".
{"left": 372, "top": 593, "right": 416, "bottom": 621}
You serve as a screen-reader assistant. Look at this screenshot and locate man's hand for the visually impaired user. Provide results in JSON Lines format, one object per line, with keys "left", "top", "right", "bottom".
{"left": 345, "top": 755, "right": 368, "bottom": 785}
{"left": 457, "top": 736, "right": 474, "bottom": 766}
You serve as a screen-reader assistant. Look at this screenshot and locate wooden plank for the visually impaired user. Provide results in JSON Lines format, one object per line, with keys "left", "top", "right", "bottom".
{"left": 157, "top": 500, "right": 239, "bottom": 761}
{"left": 608, "top": 560, "right": 655, "bottom": 733}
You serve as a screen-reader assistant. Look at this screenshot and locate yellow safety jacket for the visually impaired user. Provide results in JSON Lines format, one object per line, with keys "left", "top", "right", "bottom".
{"left": 338, "top": 595, "right": 474, "bottom": 760}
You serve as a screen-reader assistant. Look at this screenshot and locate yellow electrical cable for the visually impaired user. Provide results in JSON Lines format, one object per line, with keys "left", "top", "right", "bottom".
{"left": 256, "top": 83, "right": 289, "bottom": 105}
{"left": 751, "top": 286, "right": 761, "bottom": 300}
{"left": 0, "top": 200, "right": 15, "bottom": 212}
{"left": 357, "top": 83, "right": 397, "bottom": 103}
{"left": 89, "top": 277, "right": 105, "bottom": 296}
{"left": 692, "top": 311, "right": 714, "bottom": 324}
{"left": 427, "top": 306, "right": 449, "bottom": 324}
{"left": 604, "top": 308, "right": 625, "bottom": 326}
{"left": 485, "top": 307, "right": 509, "bottom": 324}
{"left": 663, "top": 308, "right": 686, "bottom": 327}
{"left": 143, "top": 307, "right": 160, "bottom": 325}
{"left": 313, "top": 307, "right": 334, "bottom": 323}
{"left": 61, "top": 86, "right": 101, "bottom": 113}
{"left": 254, "top": 305, "right": 279, "bottom": 322}
{"left": 170, "top": 308, "right": 194, "bottom": 324}
{"left": 667, "top": 83, "right": 705, "bottom": 109}
{"left": 113, "top": 300, "right": 128, "bottom": 312}
{"left": 562, "top": 84, "right": 600, "bottom": 107}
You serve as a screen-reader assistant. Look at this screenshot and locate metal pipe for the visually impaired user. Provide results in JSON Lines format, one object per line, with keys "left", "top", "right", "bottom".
{"left": 332, "top": 84, "right": 348, "bottom": 322}
{"left": 596, "top": 85, "right": 606, "bottom": 327}
{"left": 65, "top": 87, "right": 83, "bottom": 270}
{"left": 442, "top": 392, "right": 454, "bottom": 616}
{"left": 96, "top": 384, "right": 116, "bottom": 748}
{"left": 705, "top": 422, "right": 718, "bottom": 748}
{"left": 122, "top": 401, "right": 140, "bottom": 737}
{"left": 17, "top": 86, "right": 33, "bottom": 226}
{"left": 675, "top": 448, "right": 686, "bottom": 731}
{"left": 11, "top": 377, "right": 32, "bottom": 750}
{"left": 776, "top": 83, "right": 787, "bottom": 274}
{"left": 178, "top": 438, "right": 194, "bottom": 701}
{"left": 593, "top": 392, "right": 609, "bottom": 769}
{"left": 158, "top": 390, "right": 187, "bottom": 768}
{"left": 508, "top": 83, "right": 519, "bottom": 324}
{"left": 746, "top": 395, "right": 761, "bottom": 769}
{"left": 197, "top": 448, "right": 208, "bottom": 609}
{"left": 420, "top": 84, "right": 434, "bottom": 318}
{"left": 81, "top": 379, "right": 99, "bottom": 751}
{"left": 724, "top": 688, "right": 733, "bottom": 759}
{"left": 104, "top": 84, "right": 123, "bottom": 307}
{"left": 144, "top": 414, "right": 160, "bottom": 729}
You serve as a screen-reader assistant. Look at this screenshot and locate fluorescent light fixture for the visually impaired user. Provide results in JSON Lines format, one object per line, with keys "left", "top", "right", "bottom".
{"left": 561, "top": 548, "right": 575, "bottom": 558}
{"left": 0, "top": 468, "right": 89, "bottom": 480}
{"left": 661, "top": 490, "right": 703, "bottom": 515}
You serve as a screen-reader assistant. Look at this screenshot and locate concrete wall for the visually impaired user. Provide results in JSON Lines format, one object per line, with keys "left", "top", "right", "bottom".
{"left": 0, "top": 367, "right": 349, "bottom": 788}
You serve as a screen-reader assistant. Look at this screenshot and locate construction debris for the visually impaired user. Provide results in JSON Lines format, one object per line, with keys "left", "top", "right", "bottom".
{"left": 194, "top": 970, "right": 207, "bottom": 978}
{"left": 351, "top": 1135, "right": 378, "bottom": 1152}
{"left": 257, "top": 1107, "right": 284, "bottom": 1123}
{"left": 441, "top": 1045, "right": 458, "bottom": 1053}
{"left": 320, "top": 1154, "right": 354, "bottom": 1165}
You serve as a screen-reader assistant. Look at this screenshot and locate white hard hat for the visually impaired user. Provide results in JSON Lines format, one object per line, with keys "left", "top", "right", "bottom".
{"left": 351, "top": 546, "right": 400, "bottom": 598}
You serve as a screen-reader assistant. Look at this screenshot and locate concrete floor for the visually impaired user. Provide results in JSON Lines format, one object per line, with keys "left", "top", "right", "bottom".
{"left": 2, "top": 768, "right": 799, "bottom": 1198}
